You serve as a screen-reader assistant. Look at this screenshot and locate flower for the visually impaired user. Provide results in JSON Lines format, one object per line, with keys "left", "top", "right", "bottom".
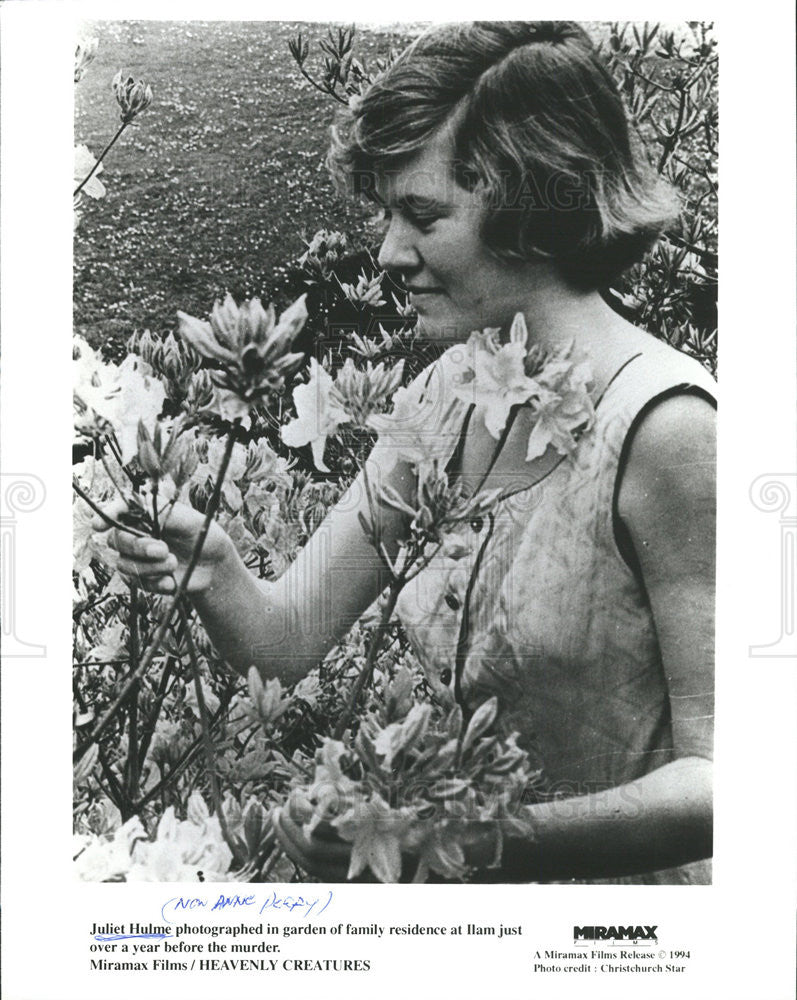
{"left": 112, "top": 71, "right": 153, "bottom": 124}
{"left": 525, "top": 380, "right": 595, "bottom": 461}
{"left": 334, "top": 795, "right": 413, "bottom": 883}
{"left": 74, "top": 817, "right": 146, "bottom": 882}
{"left": 330, "top": 357, "right": 404, "bottom": 427}
{"left": 73, "top": 337, "right": 166, "bottom": 464}
{"left": 178, "top": 293, "right": 307, "bottom": 419}
{"left": 379, "top": 460, "right": 501, "bottom": 546}
{"left": 74, "top": 35, "right": 99, "bottom": 83}
{"left": 246, "top": 668, "right": 291, "bottom": 728}
{"left": 448, "top": 313, "right": 595, "bottom": 461}
{"left": 348, "top": 324, "right": 407, "bottom": 360}
{"left": 299, "top": 229, "right": 348, "bottom": 278}
{"left": 280, "top": 358, "right": 348, "bottom": 472}
{"left": 74, "top": 144, "right": 106, "bottom": 200}
{"left": 366, "top": 372, "right": 460, "bottom": 474}
{"left": 301, "top": 741, "right": 360, "bottom": 833}
{"left": 126, "top": 794, "right": 233, "bottom": 882}
{"left": 452, "top": 312, "right": 541, "bottom": 438}
{"left": 338, "top": 270, "right": 386, "bottom": 308}
{"left": 392, "top": 292, "right": 417, "bottom": 320}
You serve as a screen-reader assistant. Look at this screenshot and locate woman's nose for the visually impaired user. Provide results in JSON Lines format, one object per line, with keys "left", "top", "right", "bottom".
{"left": 377, "top": 217, "right": 421, "bottom": 274}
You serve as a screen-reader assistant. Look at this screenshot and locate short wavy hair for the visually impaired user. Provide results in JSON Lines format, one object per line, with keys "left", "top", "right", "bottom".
{"left": 328, "top": 21, "right": 679, "bottom": 288}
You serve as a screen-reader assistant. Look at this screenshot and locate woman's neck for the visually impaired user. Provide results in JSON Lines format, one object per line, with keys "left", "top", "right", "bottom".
{"left": 512, "top": 271, "right": 619, "bottom": 351}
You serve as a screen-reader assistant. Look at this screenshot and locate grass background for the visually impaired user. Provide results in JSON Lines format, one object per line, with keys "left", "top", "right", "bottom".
{"left": 74, "top": 21, "right": 413, "bottom": 358}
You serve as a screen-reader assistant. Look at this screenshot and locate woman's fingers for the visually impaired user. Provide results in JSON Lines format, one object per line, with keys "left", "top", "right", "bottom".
{"left": 109, "top": 530, "right": 168, "bottom": 559}
{"left": 115, "top": 551, "right": 178, "bottom": 579}
{"left": 90, "top": 498, "right": 129, "bottom": 533}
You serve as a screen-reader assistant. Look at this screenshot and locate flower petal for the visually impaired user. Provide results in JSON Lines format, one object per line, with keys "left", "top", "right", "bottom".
{"left": 177, "top": 311, "right": 236, "bottom": 363}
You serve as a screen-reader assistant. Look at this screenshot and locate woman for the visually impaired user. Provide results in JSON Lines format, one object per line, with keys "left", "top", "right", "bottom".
{"left": 103, "top": 21, "right": 715, "bottom": 883}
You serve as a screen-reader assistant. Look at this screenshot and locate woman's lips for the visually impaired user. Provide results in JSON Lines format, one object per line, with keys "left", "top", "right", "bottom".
{"left": 407, "top": 287, "right": 443, "bottom": 297}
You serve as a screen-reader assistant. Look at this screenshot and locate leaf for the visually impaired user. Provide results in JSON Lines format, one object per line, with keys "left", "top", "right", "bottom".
{"left": 354, "top": 728, "right": 382, "bottom": 776}
{"left": 446, "top": 704, "right": 463, "bottom": 740}
{"left": 73, "top": 742, "right": 99, "bottom": 786}
{"left": 461, "top": 697, "right": 499, "bottom": 756}
{"left": 428, "top": 778, "right": 470, "bottom": 801}
{"left": 243, "top": 799, "right": 271, "bottom": 856}
{"left": 373, "top": 722, "right": 404, "bottom": 769}
{"left": 398, "top": 703, "right": 432, "bottom": 758}
{"left": 385, "top": 665, "right": 414, "bottom": 721}
{"left": 247, "top": 666, "right": 264, "bottom": 705}
{"left": 416, "top": 824, "right": 468, "bottom": 880}
{"left": 233, "top": 751, "right": 276, "bottom": 783}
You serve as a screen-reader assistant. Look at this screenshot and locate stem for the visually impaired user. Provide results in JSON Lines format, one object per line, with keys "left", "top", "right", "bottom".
{"left": 96, "top": 744, "right": 126, "bottom": 814}
{"left": 259, "top": 840, "right": 288, "bottom": 882}
{"left": 132, "top": 691, "right": 232, "bottom": 812}
{"left": 295, "top": 63, "right": 348, "bottom": 104}
{"left": 657, "top": 85, "right": 688, "bottom": 174}
{"left": 73, "top": 593, "right": 113, "bottom": 621}
{"left": 74, "top": 122, "right": 128, "bottom": 198}
{"left": 332, "top": 581, "right": 402, "bottom": 739}
{"left": 136, "top": 656, "right": 177, "bottom": 764}
{"left": 125, "top": 585, "right": 142, "bottom": 802}
{"left": 74, "top": 421, "right": 241, "bottom": 762}
{"left": 98, "top": 451, "right": 133, "bottom": 501}
{"left": 72, "top": 480, "right": 146, "bottom": 537}
{"left": 151, "top": 482, "right": 161, "bottom": 537}
{"left": 179, "top": 601, "right": 235, "bottom": 854}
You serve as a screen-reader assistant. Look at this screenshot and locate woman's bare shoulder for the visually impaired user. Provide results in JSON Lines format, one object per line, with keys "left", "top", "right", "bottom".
{"left": 616, "top": 391, "right": 716, "bottom": 539}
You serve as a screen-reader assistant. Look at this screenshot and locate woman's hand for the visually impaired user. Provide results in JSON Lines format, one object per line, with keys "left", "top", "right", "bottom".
{"left": 273, "top": 795, "right": 506, "bottom": 883}
{"left": 93, "top": 499, "right": 235, "bottom": 595}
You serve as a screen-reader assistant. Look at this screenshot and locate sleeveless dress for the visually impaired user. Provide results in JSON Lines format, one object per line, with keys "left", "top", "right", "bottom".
{"left": 372, "top": 333, "right": 716, "bottom": 885}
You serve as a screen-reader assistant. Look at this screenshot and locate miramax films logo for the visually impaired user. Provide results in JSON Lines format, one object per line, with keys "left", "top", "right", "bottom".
{"left": 573, "top": 925, "right": 658, "bottom": 946}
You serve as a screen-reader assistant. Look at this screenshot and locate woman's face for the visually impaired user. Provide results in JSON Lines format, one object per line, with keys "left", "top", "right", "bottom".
{"left": 376, "top": 132, "right": 532, "bottom": 342}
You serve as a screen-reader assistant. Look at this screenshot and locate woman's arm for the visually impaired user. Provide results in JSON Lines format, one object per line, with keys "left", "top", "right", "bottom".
{"left": 195, "top": 457, "right": 413, "bottom": 683}
{"left": 502, "top": 390, "right": 716, "bottom": 880}
{"left": 104, "top": 451, "right": 415, "bottom": 685}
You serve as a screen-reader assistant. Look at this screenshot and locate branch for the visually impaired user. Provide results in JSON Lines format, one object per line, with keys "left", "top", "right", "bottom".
{"left": 74, "top": 421, "right": 242, "bottom": 762}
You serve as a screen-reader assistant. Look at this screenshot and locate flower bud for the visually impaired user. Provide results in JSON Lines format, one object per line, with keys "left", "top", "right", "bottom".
{"left": 112, "top": 71, "right": 153, "bottom": 124}
{"left": 136, "top": 420, "right": 163, "bottom": 480}
{"left": 127, "top": 328, "right": 160, "bottom": 367}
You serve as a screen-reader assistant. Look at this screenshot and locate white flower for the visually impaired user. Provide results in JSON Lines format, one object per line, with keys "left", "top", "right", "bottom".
{"left": 452, "top": 312, "right": 541, "bottom": 438}
{"left": 74, "top": 144, "right": 106, "bottom": 199}
{"left": 330, "top": 357, "right": 404, "bottom": 427}
{"left": 112, "top": 71, "right": 153, "bottom": 124}
{"left": 73, "top": 337, "right": 166, "bottom": 463}
{"left": 525, "top": 378, "right": 595, "bottom": 460}
{"left": 366, "top": 367, "right": 459, "bottom": 474}
{"left": 281, "top": 358, "right": 348, "bottom": 472}
{"left": 127, "top": 796, "right": 233, "bottom": 882}
{"left": 74, "top": 817, "right": 146, "bottom": 882}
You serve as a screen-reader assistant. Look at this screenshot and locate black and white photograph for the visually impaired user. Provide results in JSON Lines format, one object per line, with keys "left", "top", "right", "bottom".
{"left": 70, "top": 17, "right": 718, "bottom": 886}
{"left": 1, "top": 3, "right": 796, "bottom": 999}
